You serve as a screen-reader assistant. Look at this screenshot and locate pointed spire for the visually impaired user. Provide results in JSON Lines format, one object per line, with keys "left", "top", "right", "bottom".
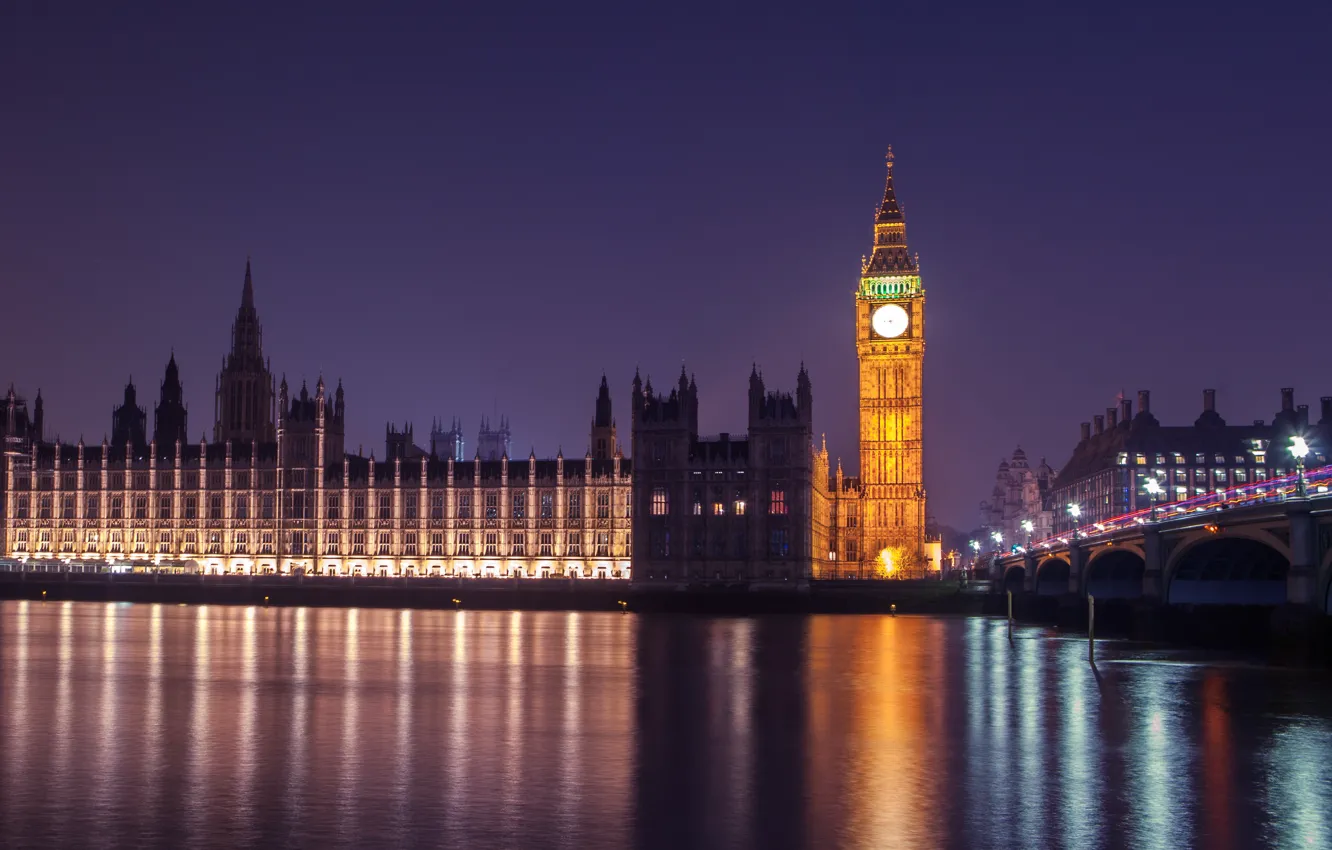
{"left": 242, "top": 257, "right": 255, "bottom": 309}
{"left": 863, "top": 145, "right": 917, "bottom": 278}
{"left": 876, "top": 145, "right": 902, "bottom": 224}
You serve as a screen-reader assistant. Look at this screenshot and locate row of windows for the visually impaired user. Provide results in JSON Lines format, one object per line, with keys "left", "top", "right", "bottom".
{"left": 10, "top": 528, "right": 620, "bottom": 558}
{"left": 12, "top": 490, "right": 624, "bottom": 522}
{"left": 14, "top": 470, "right": 273, "bottom": 492}
{"left": 649, "top": 487, "right": 786, "bottom": 516}
{"left": 1115, "top": 450, "right": 1327, "bottom": 467}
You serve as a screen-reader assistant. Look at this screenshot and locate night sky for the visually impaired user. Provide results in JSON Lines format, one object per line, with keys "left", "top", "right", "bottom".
{"left": 3, "top": 0, "right": 1329, "bottom": 528}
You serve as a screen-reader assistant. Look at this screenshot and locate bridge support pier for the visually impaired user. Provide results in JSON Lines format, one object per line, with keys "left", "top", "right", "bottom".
{"left": 1141, "top": 528, "right": 1165, "bottom": 602}
{"left": 1066, "top": 544, "right": 1086, "bottom": 596}
{"left": 1286, "top": 504, "right": 1318, "bottom": 607}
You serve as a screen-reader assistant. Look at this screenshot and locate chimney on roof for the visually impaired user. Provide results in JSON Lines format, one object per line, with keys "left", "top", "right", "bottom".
{"left": 1281, "top": 387, "right": 1294, "bottom": 412}
{"left": 1094, "top": 414, "right": 1105, "bottom": 436}
{"left": 1137, "top": 390, "right": 1151, "bottom": 415}
{"left": 1080, "top": 422, "right": 1091, "bottom": 442}
{"left": 1120, "top": 397, "right": 1132, "bottom": 423}
{"left": 1297, "top": 404, "right": 1309, "bottom": 427}
{"left": 1203, "top": 388, "right": 1216, "bottom": 412}
{"left": 1321, "top": 397, "right": 1332, "bottom": 425}
{"left": 1106, "top": 407, "right": 1118, "bottom": 429}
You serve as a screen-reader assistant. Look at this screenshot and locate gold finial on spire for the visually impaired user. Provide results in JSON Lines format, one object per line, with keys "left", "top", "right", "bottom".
{"left": 885, "top": 144, "right": 894, "bottom": 166}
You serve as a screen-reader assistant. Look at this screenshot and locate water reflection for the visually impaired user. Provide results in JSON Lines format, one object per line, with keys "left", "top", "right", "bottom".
{"left": 1, "top": 604, "right": 1331, "bottom": 850}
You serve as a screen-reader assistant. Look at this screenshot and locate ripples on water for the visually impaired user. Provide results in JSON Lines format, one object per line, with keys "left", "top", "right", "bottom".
{"left": 1, "top": 601, "right": 1330, "bottom": 849}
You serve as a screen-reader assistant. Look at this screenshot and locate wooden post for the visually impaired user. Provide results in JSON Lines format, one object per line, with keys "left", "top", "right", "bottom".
{"left": 1007, "top": 589, "right": 1013, "bottom": 623}
{"left": 1088, "top": 594, "right": 1095, "bottom": 663}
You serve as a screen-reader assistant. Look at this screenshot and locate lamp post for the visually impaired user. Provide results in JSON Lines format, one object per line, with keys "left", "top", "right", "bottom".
{"left": 1067, "top": 503, "right": 1082, "bottom": 543}
{"left": 1144, "top": 477, "right": 1162, "bottom": 522}
{"left": 1290, "top": 435, "right": 1310, "bottom": 498}
{"left": 1020, "top": 519, "right": 1034, "bottom": 552}
{"left": 969, "top": 539, "right": 980, "bottom": 577}
{"left": 991, "top": 530, "right": 1003, "bottom": 552}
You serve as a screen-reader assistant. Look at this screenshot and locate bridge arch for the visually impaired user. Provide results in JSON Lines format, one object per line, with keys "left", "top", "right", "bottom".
{"left": 1166, "top": 534, "right": 1290, "bottom": 606}
{"left": 1084, "top": 547, "right": 1145, "bottom": 599}
{"left": 1035, "top": 556, "right": 1070, "bottom": 597}
{"left": 1002, "top": 564, "right": 1027, "bottom": 595}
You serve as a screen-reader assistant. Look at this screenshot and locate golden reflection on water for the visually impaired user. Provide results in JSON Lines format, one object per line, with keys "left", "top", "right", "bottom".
{"left": 1, "top": 604, "right": 1331, "bottom": 850}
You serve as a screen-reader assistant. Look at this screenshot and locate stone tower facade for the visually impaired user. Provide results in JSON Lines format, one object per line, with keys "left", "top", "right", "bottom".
{"left": 214, "top": 260, "right": 276, "bottom": 445}
{"left": 855, "top": 148, "right": 926, "bottom": 571}
{"left": 590, "top": 374, "right": 617, "bottom": 460}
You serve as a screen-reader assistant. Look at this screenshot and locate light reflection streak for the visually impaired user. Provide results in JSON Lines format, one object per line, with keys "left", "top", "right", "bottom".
{"left": 555, "top": 613, "right": 582, "bottom": 846}
{"left": 501, "top": 611, "right": 524, "bottom": 831}
{"left": 1129, "top": 671, "right": 1186, "bottom": 850}
{"left": 391, "top": 609, "right": 414, "bottom": 840}
{"left": 338, "top": 607, "right": 361, "bottom": 839}
{"left": 1059, "top": 641, "right": 1098, "bottom": 846}
{"left": 185, "top": 606, "right": 210, "bottom": 839}
{"left": 287, "top": 608, "right": 310, "bottom": 836}
{"left": 444, "top": 610, "right": 469, "bottom": 848}
{"left": 52, "top": 601, "right": 74, "bottom": 823}
{"left": 3, "top": 601, "right": 31, "bottom": 813}
{"left": 727, "top": 621, "right": 754, "bottom": 850}
{"left": 1267, "top": 721, "right": 1332, "bottom": 849}
{"left": 234, "top": 606, "right": 258, "bottom": 840}
{"left": 94, "top": 604, "right": 120, "bottom": 825}
{"left": 1017, "top": 633, "right": 1042, "bottom": 845}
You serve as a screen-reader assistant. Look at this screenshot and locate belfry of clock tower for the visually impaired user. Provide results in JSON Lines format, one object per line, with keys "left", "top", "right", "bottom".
{"left": 854, "top": 148, "right": 927, "bottom": 574}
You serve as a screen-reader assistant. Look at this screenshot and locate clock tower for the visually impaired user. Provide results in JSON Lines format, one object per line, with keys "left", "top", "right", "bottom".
{"left": 855, "top": 148, "right": 926, "bottom": 574}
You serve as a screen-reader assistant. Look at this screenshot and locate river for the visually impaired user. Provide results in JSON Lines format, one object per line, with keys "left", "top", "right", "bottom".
{"left": 0, "top": 601, "right": 1329, "bottom": 849}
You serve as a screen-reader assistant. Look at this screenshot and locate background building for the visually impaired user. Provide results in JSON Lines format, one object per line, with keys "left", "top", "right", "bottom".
{"left": 3, "top": 263, "right": 631, "bottom": 579}
{"left": 1051, "top": 388, "right": 1332, "bottom": 534}
{"left": 631, "top": 365, "right": 815, "bottom": 583}
{"left": 979, "top": 446, "right": 1058, "bottom": 545}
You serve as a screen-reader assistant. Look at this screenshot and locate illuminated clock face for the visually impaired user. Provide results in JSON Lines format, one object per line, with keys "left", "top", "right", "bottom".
{"left": 871, "top": 304, "right": 909, "bottom": 338}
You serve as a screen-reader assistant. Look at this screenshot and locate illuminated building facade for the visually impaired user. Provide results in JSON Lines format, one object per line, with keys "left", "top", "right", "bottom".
{"left": 2, "top": 263, "right": 632, "bottom": 578}
{"left": 630, "top": 365, "right": 817, "bottom": 583}
{"left": 853, "top": 149, "right": 927, "bottom": 573}
{"left": 1051, "top": 388, "right": 1332, "bottom": 533}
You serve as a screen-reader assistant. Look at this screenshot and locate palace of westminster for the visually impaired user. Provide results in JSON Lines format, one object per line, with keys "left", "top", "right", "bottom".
{"left": 1, "top": 157, "right": 935, "bottom": 581}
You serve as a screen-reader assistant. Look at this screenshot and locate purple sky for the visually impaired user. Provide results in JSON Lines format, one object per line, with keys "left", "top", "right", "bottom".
{"left": 3, "top": 1, "right": 1330, "bottom": 528}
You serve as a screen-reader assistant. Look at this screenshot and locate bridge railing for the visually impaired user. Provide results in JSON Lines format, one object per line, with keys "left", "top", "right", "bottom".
{"left": 1008, "top": 462, "right": 1332, "bottom": 556}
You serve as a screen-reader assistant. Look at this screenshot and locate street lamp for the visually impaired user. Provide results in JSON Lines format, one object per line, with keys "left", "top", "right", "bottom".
{"left": 1290, "top": 435, "right": 1310, "bottom": 497}
{"left": 1144, "top": 477, "right": 1162, "bottom": 522}
{"left": 1067, "top": 503, "right": 1082, "bottom": 543}
{"left": 991, "top": 531, "right": 1003, "bottom": 550}
{"left": 1020, "top": 519, "right": 1034, "bottom": 551}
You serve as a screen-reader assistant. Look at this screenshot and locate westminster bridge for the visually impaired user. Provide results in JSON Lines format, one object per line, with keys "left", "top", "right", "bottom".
{"left": 992, "top": 464, "right": 1332, "bottom": 613}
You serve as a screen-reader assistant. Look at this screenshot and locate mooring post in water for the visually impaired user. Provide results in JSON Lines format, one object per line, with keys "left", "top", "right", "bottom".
{"left": 1007, "top": 590, "right": 1013, "bottom": 623}
{"left": 1088, "top": 594, "right": 1095, "bottom": 663}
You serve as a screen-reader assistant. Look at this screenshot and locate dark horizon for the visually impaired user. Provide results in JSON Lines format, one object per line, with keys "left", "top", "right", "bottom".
{"left": 3, "top": 0, "right": 1330, "bottom": 528}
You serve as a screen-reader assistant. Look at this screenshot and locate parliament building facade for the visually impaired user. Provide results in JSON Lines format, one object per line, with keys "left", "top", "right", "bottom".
{"left": 2, "top": 263, "right": 632, "bottom": 578}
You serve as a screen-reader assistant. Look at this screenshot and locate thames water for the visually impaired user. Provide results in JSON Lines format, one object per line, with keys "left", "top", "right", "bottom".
{"left": 1, "top": 602, "right": 1330, "bottom": 849}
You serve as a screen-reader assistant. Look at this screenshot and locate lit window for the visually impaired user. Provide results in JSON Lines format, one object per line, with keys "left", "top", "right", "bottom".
{"left": 769, "top": 489, "right": 788, "bottom": 515}
{"left": 512, "top": 493, "right": 526, "bottom": 520}
{"left": 539, "top": 532, "right": 553, "bottom": 556}
{"left": 377, "top": 532, "right": 391, "bottom": 555}
{"left": 712, "top": 501, "right": 725, "bottom": 516}
{"left": 260, "top": 531, "right": 273, "bottom": 554}
{"left": 404, "top": 533, "right": 418, "bottom": 556}
{"left": 595, "top": 532, "right": 610, "bottom": 557}
{"left": 651, "top": 487, "right": 670, "bottom": 516}
{"left": 455, "top": 532, "right": 471, "bottom": 556}
{"left": 351, "top": 532, "right": 366, "bottom": 555}
{"left": 325, "top": 533, "right": 341, "bottom": 555}
{"left": 511, "top": 532, "right": 526, "bottom": 556}
{"left": 567, "top": 532, "right": 582, "bottom": 556}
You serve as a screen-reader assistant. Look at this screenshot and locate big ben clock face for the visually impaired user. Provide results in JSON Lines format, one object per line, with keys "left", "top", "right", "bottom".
{"left": 871, "top": 303, "right": 909, "bottom": 338}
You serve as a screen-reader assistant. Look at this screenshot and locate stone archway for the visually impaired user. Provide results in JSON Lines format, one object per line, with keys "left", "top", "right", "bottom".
{"left": 1084, "top": 548, "right": 1145, "bottom": 599}
{"left": 1166, "top": 536, "right": 1289, "bottom": 605}
{"left": 1035, "top": 557, "right": 1070, "bottom": 596}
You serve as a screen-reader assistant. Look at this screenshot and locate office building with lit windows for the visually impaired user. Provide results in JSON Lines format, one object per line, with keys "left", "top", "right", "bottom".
{"left": 1050, "top": 388, "right": 1332, "bottom": 534}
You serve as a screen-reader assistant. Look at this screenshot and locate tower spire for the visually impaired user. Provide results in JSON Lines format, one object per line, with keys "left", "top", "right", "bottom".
{"left": 242, "top": 257, "right": 255, "bottom": 310}
{"left": 863, "top": 145, "right": 917, "bottom": 277}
